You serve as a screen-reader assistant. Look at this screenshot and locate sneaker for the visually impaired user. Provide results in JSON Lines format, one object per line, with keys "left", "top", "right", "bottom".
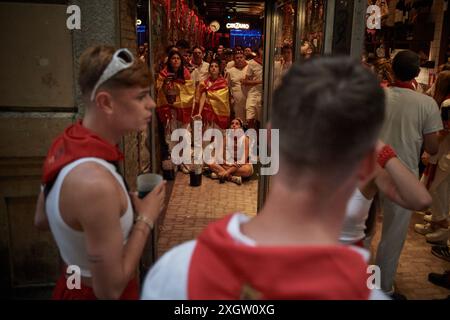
{"left": 428, "top": 271, "right": 450, "bottom": 290}
{"left": 231, "top": 176, "right": 242, "bottom": 185}
{"left": 414, "top": 222, "right": 436, "bottom": 235}
{"left": 210, "top": 172, "right": 218, "bottom": 179}
{"left": 426, "top": 228, "right": 450, "bottom": 244}
{"left": 431, "top": 245, "right": 450, "bottom": 262}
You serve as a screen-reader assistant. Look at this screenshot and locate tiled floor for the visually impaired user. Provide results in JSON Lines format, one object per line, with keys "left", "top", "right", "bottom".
{"left": 157, "top": 173, "right": 450, "bottom": 299}
{"left": 157, "top": 172, "right": 258, "bottom": 256}
{"left": 370, "top": 213, "right": 450, "bottom": 299}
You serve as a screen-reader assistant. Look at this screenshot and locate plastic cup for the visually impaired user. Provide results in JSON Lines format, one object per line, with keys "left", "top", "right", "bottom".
{"left": 137, "top": 173, "right": 163, "bottom": 199}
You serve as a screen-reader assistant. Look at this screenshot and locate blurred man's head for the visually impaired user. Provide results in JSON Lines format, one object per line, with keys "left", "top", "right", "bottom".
{"left": 244, "top": 47, "right": 253, "bottom": 59}
{"left": 392, "top": 50, "right": 420, "bottom": 81}
{"left": 272, "top": 56, "right": 385, "bottom": 190}
{"left": 192, "top": 46, "right": 203, "bottom": 64}
{"left": 182, "top": 49, "right": 192, "bottom": 65}
{"left": 234, "top": 51, "right": 246, "bottom": 68}
{"left": 300, "top": 40, "right": 314, "bottom": 59}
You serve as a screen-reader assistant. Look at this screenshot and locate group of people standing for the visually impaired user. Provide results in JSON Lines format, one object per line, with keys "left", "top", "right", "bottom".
{"left": 154, "top": 41, "right": 265, "bottom": 182}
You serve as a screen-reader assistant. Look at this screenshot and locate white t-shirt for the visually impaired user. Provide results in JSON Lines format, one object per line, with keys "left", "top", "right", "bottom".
{"left": 380, "top": 87, "right": 443, "bottom": 174}
{"left": 245, "top": 59, "right": 263, "bottom": 96}
{"left": 225, "top": 60, "right": 235, "bottom": 74}
{"left": 191, "top": 61, "right": 210, "bottom": 84}
{"left": 227, "top": 66, "right": 248, "bottom": 100}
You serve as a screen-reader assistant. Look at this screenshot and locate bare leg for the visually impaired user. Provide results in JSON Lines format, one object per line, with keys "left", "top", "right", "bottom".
{"left": 233, "top": 164, "right": 253, "bottom": 178}
{"left": 208, "top": 163, "right": 227, "bottom": 174}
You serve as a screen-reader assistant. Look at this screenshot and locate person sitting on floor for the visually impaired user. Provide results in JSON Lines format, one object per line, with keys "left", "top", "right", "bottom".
{"left": 207, "top": 118, "right": 253, "bottom": 185}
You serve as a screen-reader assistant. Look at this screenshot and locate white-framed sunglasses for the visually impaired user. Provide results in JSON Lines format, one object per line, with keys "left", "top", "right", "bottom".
{"left": 90, "top": 48, "right": 135, "bottom": 101}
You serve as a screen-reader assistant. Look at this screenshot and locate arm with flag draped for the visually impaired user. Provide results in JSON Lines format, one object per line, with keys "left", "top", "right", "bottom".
{"left": 198, "top": 77, "right": 230, "bottom": 130}
{"left": 156, "top": 67, "right": 195, "bottom": 125}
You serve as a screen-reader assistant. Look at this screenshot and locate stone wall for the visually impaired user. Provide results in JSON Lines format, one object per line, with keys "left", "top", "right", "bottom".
{"left": 119, "top": 0, "right": 152, "bottom": 190}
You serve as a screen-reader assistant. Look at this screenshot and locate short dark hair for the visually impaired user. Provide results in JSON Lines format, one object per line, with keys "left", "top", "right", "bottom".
{"left": 392, "top": 50, "right": 420, "bottom": 81}
{"left": 209, "top": 59, "right": 221, "bottom": 70}
{"left": 272, "top": 56, "right": 385, "bottom": 178}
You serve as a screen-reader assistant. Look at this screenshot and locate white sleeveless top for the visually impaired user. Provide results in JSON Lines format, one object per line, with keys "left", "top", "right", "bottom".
{"left": 45, "top": 157, "right": 134, "bottom": 277}
{"left": 224, "top": 134, "right": 247, "bottom": 164}
{"left": 340, "top": 188, "right": 374, "bottom": 244}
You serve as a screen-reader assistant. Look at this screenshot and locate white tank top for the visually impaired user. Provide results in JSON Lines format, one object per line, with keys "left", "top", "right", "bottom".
{"left": 45, "top": 157, "right": 134, "bottom": 277}
{"left": 340, "top": 188, "right": 374, "bottom": 244}
{"left": 224, "top": 134, "right": 247, "bottom": 163}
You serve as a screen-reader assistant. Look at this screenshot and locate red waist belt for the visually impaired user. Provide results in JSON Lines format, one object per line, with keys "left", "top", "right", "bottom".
{"left": 52, "top": 273, "right": 139, "bottom": 300}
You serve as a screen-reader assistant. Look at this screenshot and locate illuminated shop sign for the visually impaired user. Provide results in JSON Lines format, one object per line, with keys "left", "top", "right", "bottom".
{"left": 226, "top": 22, "right": 250, "bottom": 30}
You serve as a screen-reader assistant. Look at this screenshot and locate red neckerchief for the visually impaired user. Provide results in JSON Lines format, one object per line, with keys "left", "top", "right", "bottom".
{"left": 253, "top": 56, "right": 263, "bottom": 65}
{"left": 204, "top": 76, "right": 228, "bottom": 92}
{"left": 391, "top": 80, "right": 417, "bottom": 91}
{"left": 159, "top": 66, "right": 191, "bottom": 84}
{"left": 42, "top": 120, "right": 124, "bottom": 184}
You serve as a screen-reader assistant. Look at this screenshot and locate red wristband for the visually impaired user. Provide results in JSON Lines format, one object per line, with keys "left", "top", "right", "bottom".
{"left": 377, "top": 144, "right": 397, "bottom": 168}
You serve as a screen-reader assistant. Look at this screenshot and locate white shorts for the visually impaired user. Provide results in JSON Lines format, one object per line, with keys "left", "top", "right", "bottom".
{"left": 245, "top": 91, "right": 262, "bottom": 121}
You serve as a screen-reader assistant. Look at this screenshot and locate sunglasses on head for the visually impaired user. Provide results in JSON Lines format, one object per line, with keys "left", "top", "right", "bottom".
{"left": 90, "top": 48, "right": 134, "bottom": 101}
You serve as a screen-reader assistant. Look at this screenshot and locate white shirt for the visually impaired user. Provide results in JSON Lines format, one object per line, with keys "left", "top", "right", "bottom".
{"left": 227, "top": 65, "right": 248, "bottom": 100}
{"left": 191, "top": 61, "right": 210, "bottom": 84}
{"left": 245, "top": 59, "right": 263, "bottom": 95}
{"left": 380, "top": 87, "right": 443, "bottom": 174}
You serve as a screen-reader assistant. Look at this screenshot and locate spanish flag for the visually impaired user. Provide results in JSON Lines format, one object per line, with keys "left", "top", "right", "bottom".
{"left": 156, "top": 67, "right": 195, "bottom": 124}
{"left": 200, "top": 76, "right": 230, "bottom": 129}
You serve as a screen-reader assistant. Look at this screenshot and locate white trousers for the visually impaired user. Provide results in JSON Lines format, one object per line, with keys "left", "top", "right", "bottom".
{"left": 375, "top": 195, "right": 412, "bottom": 292}
{"left": 245, "top": 91, "right": 261, "bottom": 121}
{"left": 429, "top": 166, "right": 450, "bottom": 222}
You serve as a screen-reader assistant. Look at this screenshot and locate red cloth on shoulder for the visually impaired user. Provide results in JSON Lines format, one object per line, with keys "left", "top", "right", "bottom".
{"left": 52, "top": 273, "right": 139, "bottom": 300}
{"left": 188, "top": 215, "right": 371, "bottom": 300}
{"left": 203, "top": 76, "right": 228, "bottom": 92}
{"left": 42, "top": 120, "right": 124, "bottom": 184}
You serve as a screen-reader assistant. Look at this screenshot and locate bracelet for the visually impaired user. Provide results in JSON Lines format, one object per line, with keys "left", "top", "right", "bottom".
{"left": 135, "top": 215, "right": 154, "bottom": 230}
{"left": 377, "top": 144, "right": 397, "bottom": 168}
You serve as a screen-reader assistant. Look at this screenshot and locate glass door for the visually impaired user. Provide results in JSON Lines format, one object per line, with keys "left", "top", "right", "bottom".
{"left": 258, "top": 0, "right": 299, "bottom": 209}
